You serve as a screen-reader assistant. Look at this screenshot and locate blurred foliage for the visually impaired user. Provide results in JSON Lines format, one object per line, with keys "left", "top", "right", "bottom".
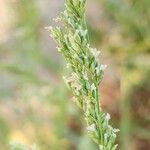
{"left": 0, "top": 0, "right": 150, "bottom": 150}
{"left": 92, "top": 0, "right": 150, "bottom": 60}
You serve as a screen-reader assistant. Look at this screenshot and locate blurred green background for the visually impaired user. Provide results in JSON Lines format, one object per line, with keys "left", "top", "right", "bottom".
{"left": 0, "top": 0, "right": 149, "bottom": 150}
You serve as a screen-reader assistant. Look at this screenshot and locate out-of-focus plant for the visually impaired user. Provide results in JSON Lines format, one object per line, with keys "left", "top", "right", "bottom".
{"left": 47, "top": 0, "right": 119, "bottom": 149}
{"left": 11, "top": 142, "right": 37, "bottom": 150}
{"left": 95, "top": 0, "right": 150, "bottom": 58}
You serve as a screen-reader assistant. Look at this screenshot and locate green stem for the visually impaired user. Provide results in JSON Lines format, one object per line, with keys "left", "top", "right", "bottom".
{"left": 83, "top": 14, "right": 90, "bottom": 43}
{"left": 95, "top": 86, "right": 104, "bottom": 149}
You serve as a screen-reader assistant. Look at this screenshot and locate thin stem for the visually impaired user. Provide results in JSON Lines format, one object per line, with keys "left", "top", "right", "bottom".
{"left": 83, "top": 14, "right": 90, "bottom": 43}
{"left": 96, "top": 86, "right": 104, "bottom": 148}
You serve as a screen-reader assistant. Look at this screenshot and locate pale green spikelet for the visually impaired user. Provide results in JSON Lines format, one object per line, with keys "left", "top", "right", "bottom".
{"left": 47, "top": 0, "right": 119, "bottom": 149}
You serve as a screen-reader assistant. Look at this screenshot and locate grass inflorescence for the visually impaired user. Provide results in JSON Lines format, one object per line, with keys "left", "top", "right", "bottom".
{"left": 47, "top": 0, "right": 119, "bottom": 149}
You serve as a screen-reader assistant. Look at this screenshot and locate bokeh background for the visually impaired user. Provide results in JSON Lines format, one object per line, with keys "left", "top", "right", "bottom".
{"left": 0, "top": 0, "right": 150, "bottom": 150}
